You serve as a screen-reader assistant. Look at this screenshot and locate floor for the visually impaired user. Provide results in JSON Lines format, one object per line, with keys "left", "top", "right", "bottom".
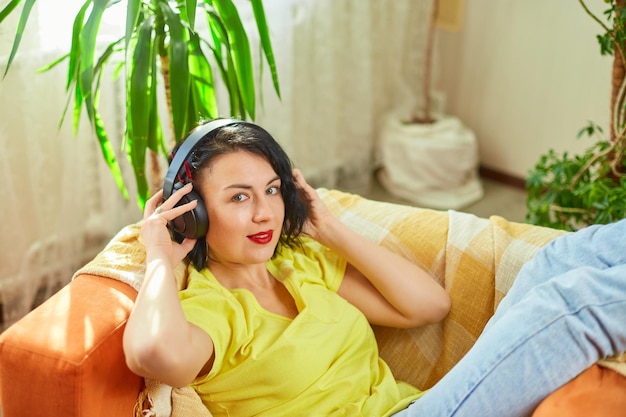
{"left": 364, "top": 174, "right": 529, "bottom": 224}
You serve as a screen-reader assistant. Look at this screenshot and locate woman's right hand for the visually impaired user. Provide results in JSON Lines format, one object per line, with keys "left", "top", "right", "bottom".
{"left": 127, "top": 183, "right": 214, "bottom": 388}
{"left": 141, "top": 183, "right": 198, "bottom": 266}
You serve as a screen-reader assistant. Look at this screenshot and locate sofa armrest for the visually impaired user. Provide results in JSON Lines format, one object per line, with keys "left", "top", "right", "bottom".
{"left": 0, "top": 274, "right": 143, "bottom": 417}
{"left": 532, "top": 364, "right": 626, "bottom": 416}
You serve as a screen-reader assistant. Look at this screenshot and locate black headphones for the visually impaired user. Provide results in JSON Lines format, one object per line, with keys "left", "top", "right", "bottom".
{"left": 163, "top": 118, "right": 245, "bottom": 239}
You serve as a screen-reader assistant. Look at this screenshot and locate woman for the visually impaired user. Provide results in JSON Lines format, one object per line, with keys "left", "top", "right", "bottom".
{"left": 123, "top": 119, "right": 626, "bottom": 416}
{"left": 123, "top": 119, "right": 449, "bottom": 416}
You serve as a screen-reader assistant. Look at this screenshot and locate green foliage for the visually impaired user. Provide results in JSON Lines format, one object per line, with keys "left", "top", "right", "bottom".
{"left": 0, "top": 0, "right": 280, "bottom": 209}
{"left": 596, "top": 1, "right": 626, "bottom": 56}
{"left": 526, "top": 0, "right": 626, "bottom": 230}
{"left": 526, "top": 124, "right": 626, "bottom": 231}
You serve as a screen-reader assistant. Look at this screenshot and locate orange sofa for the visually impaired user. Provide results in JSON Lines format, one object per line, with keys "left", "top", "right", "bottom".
{"left": 0, "top": 189, "right": 624, "bottom": 417}
{"left": 0, "top": 274, "right": 142, "bottom": 416}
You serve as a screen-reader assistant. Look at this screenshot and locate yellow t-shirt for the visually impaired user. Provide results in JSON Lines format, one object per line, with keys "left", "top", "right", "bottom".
{"left": 179, "top": 237, "right": 424, "bottom": 416}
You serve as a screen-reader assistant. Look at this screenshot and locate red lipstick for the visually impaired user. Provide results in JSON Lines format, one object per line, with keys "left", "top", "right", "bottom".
{"left": 248, "top": 230, "right": 274, "bottom": 245}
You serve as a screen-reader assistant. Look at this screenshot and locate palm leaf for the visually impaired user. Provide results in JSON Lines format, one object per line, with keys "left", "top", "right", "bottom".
{"left": 36, "top": 53, "right": 68, "bottom": 73}
{"left": 2, "top": 0, "right": 37, "bottom": 78}
{"left": 0, "top": 0, "right": 23, "bottom": 22}
{"left": 249, "top": 0, "right": 280, "bottom": 97}
{"left": 205, "top": 6, "right": 224, "bottom": 63}
{"left": 128, "top": 17, "right": 155, "bottom": 142}
{"left": 159, "top": 1, "right": 190, "bottom": 140}
{"left": 79, "top": 0, "right": 108, "bottom": 122}
{"left": 188, "top": 32, "right": 219, "bottom": 121}
{"left": 72, "top": 73, "right": 84, "bottom": 136}
{"left": 185, "top": 88, "right": 198, "bottom": 135}
{"left": 206, "top": 9, "right": 241, "bottom": 117}
{"left": 67, "top": 1, "right": 90, "bottom": 91}
{"left": 148, "top": 87, "right": 165, "bottom": 155}
{"left": 125, "top": 0, "right": 141, "bottom": 49}
{"left": 184, "top": 0, "right": 198, "bottom": 30}
{"left": 92, "top": 70, "right": 129, "bottom": 199}
{"left": 228, "top": 51, "right": 246, "bottom": 117}
{"left": 146, "top": 33, "right": 161, "bottom": 154}
{"left": 127, "top": 15, "right": 156, "bottom": 207}
{"left": 210, "top": 0, "right": 255, "bottom": 119}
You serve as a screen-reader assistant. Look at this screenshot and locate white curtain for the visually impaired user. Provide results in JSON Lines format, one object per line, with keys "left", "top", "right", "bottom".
{"left": 0, "top": 47, "right": 140, "bottom": 328}
{"left": 0, "top": 0, "right": 432, "bottom": 328}
{"left": 0, "top": 3, "right": 140, "bottom": 329}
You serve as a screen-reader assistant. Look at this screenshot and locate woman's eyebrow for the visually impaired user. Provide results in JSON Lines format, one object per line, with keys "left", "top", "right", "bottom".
{"left": 267, "top": 175, "right": 281, "bottom": 185}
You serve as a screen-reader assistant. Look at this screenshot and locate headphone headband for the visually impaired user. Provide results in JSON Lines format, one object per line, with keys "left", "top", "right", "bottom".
{"left": 163, "top": 118, "right": 244, "bottom": 200}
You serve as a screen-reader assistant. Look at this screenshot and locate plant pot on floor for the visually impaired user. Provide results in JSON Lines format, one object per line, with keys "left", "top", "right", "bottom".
{"left": 377, "top": 109, "right": 483, "bottom": 210}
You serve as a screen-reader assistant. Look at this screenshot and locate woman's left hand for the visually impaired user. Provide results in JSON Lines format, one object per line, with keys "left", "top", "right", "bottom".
{"left": 292, "top": 169, "right": 338, "bottom": 243}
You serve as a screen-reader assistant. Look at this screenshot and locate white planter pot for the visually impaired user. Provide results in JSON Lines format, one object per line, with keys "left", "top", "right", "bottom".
{"left": 377, "top": 110, "right": 483, "bottom": 210}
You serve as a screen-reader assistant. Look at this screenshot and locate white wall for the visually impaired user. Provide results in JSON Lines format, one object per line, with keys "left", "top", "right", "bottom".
{"left": 437, "top": 0, "right": 613, "bottom": 179}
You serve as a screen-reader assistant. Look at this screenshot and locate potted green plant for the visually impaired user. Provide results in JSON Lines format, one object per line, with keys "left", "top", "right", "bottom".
{"left": 376, "top": 0, "right": 483, "bottom": 210}
{"left": 526, "top": 0, "right": 626, "bottom": 231}
{"left": 0, "top": 0, "right": 280, "bottom": 208}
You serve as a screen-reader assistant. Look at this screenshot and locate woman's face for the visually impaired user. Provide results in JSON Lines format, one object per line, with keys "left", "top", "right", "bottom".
{"left": 197, "top": 150, "right": 285, "bottom": 266}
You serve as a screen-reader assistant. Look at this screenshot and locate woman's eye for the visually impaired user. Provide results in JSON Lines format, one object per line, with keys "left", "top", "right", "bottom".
{"left": 233, "top": 193, "right": 248, "bottom": 202}
{"left": 267, "top": 186, "right": 280, "bottom": 195}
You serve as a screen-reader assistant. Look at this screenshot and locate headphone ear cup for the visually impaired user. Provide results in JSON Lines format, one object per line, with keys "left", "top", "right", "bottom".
{"left": 169, "top": 185, "right": 209, "bottom": 239}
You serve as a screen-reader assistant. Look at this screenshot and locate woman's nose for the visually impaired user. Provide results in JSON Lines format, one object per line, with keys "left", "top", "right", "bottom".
{"left": 252, "top": 196, "right": 273, "bottom": 222}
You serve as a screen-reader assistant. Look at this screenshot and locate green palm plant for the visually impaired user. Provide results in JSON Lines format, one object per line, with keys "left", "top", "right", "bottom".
{"left": 0, "top": 0, "right": 280, "bottom": 208}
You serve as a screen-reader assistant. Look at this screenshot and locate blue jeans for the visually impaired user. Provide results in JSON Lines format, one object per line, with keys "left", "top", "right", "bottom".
{"left": 393, "top": 219, "right": 626, "bottom": 417}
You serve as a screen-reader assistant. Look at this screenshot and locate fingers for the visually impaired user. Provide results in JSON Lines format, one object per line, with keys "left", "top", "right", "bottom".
{"left": 158, "top": 199, "right": 198, "bottom": 222}
{"left": 292, "top": 169, "right": 308, "bottom": 191}
{"left": 292, "top": 169, "right": 305, "bottom": 186}
{"left": 145, "top": 183, "right": 197, "bottom": 220}
{"left": 292, "top": 169, "right": 317, "bottom": 200}
{"left": 180, "top": 237, "right": 198, "bottom": 253}
{"left": 144, "top": 190, "right": 164, "bottom": 220}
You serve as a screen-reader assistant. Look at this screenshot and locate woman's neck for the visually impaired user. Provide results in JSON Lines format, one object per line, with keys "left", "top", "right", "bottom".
{"left": 208, "top": 261, "right": 275, "bottom": 291}
{"left": 208, "top": 260, "right": 298, "bottom": 319}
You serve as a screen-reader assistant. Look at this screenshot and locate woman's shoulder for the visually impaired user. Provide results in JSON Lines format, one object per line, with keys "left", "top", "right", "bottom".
{"left": 182, "top": 266, "right": 230, "bottom": 297}
{"left": 270, "top": 236, "right": 346, "bottom": 290}
{"left": 281, "top": 235, "right": 336, "bottom": 258}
